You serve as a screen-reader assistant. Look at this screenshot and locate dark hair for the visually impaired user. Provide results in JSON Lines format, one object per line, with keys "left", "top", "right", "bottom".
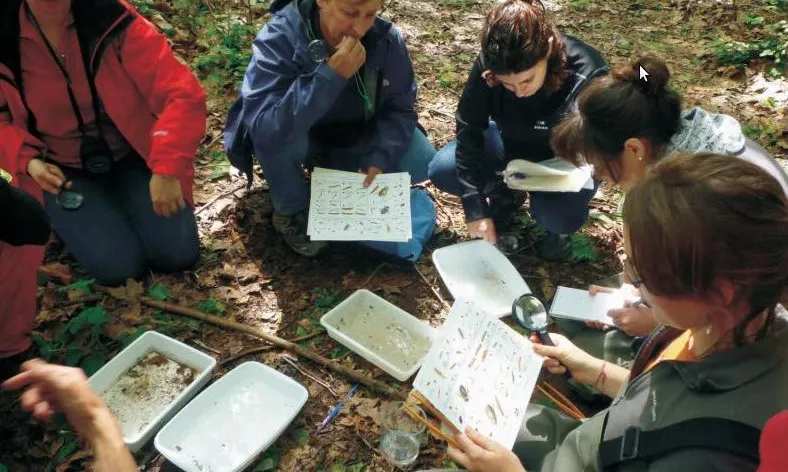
{"left": 551, "top": 56, "right": 682, "bottom": 181}
{"left": 480, "top": 0, "right": 568, "bottom": 93}
{"left": 624, "top": 152, "right": 788, "bottom": 345}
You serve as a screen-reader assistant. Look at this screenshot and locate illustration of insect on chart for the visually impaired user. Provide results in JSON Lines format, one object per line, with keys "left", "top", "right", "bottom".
{"left": 413, "top": 300, "right": 543, "bottom": 449}
{"left": 307, "top": 168, "right": 412, "bottom": 242}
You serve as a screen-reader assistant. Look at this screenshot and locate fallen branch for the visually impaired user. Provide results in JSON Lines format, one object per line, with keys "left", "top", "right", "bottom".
{"left": 195, "top": 182, "right": 246, "bottom": 216}
{"left": 360, "top": 262, "right": 387, "bottom": 289}
{"left": 281, "top": 354, "right": 339, "bottom": 397}
{"left": 50, "top": 294, "right": 103, "bottom": 309}
{"left": 101, "top": 288, "right": 406, "bottom": 400}
{"left": 413, "top": 264, "right": 451, "bottom": 311}
{"left": 219, "top": 331, "right": 326, "bottom": 367}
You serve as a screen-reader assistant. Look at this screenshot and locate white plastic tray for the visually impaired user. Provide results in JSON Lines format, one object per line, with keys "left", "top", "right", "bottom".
{"left": 432, "top": 240, "right": 531, "bottom": 318}
{"left": 154, "top": 362, "right": 308, "bottom": 472}
{"left": 89, "top": 331, "right": 216, "bottom": 453}
{"left": 320, "top": 289, "right": 436, "bottom": 381}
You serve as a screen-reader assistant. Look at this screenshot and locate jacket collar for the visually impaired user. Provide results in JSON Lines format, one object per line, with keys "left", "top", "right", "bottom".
{"left": 290, "top": 0, "right": 392, "bottom": 59}
{"left": 636, "top": 313, "right": 788, "bottom": 393}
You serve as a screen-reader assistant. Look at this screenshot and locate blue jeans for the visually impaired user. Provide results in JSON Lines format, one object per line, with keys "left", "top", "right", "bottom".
{"left": 257, "top": 129, "right": 436, "bottom": 215}
{"left": 428, "top": 122, "right": 598, "bottom": 234}
{"left": 43, "top": 155, "right": 200, "bottom": 286}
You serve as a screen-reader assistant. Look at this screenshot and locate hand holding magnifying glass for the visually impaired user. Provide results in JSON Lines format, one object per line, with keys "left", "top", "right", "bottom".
{"left": 511, "top": 294, "right": 572, "bottom": 379}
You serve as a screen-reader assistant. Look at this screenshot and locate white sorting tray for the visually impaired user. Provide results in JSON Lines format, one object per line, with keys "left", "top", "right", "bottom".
{"left": 155, "top": 362, "right": 309, "bottom": 472}
{"left": 89, "top": 331, "right": 216, "bottom": 453}
{"left": 320, "top": 289, "right": 436, "bottom": 381}
{"left": 432, "top": 240, "right": 531, "bottom": 318}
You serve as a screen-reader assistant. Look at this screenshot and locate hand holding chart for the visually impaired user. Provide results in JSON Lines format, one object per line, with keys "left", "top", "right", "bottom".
{"left": 549, "top": 286, "right": 640, "bottom": 325}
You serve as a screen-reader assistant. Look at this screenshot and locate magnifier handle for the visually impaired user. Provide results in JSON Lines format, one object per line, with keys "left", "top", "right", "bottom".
{"left": 536, "top": 330, "right": 555, "bottom": 347}
{"left": 537, "top": 330, "right": 572, "bottom": 380}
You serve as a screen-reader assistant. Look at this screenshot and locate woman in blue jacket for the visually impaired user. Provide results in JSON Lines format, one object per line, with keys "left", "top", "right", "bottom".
{"left": 225, "top": 0, "right": 436, "bottom": 260}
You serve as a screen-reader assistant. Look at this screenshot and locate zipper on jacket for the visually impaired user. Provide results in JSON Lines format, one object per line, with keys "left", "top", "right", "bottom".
{"left": 88, "top": 10, "right": 131, "bottom": 74}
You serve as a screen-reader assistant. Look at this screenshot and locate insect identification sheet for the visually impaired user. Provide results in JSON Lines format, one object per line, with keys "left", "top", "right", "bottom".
{"left": 412, "top": 299, "right": 542, "bottom": 449}
{"left": 307, "top": 168, "right": 412, "bottom": 242}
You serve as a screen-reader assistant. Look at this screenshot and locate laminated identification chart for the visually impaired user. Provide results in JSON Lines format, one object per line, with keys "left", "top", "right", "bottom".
{"left": 412, "top": 300, "right": 542, "bottom": 449}
{"left": 308, "top": 168, "right": 412, "bottom": 242}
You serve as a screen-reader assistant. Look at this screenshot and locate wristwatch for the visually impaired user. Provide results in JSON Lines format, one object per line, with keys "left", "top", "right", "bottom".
{"left": 308, "top": 39, "right": 329, "bottom": 63}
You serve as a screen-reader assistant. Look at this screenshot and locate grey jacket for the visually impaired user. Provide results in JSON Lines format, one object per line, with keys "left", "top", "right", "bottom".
{"left": 515, "top": 313, "right": 788, "bottom": 471}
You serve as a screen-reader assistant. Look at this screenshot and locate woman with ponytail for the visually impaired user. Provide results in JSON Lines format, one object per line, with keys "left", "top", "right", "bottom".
{"left": 427, "top": 0, "right": 608, "bottom": 260}
{"left": 550, "top": 56, "right": 788, "bottom": 359}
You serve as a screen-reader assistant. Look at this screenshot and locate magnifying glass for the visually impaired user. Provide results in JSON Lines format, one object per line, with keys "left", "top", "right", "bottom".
{"left": 511, "top": 293, "right": 556, "bottom": 346}
{"left": 55, "top": 181, "right": 84, "bottom": 211}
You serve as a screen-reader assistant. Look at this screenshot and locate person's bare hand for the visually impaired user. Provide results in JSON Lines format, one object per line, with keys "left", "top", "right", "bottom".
{"left": 608, "top": 303, "right": 657, "bottom": 337}
{"left": 360, "top": 166, "right": 383, "bottom": 188}
{"left": 530, "top": 333, "right": 602, "bottom": 384}
{"left": 467, "top": 218, "right": 497, "bottom": 244}
{"left": 327, "top": 37, "right": 366, "bottom": 79}
{"left": 448, "top": 428, "right": 526, "bottom": 472}
{"left": 150, "top": 174, "right": 185, "bottom": 217}
{"left": 584, "top": 285, "right": 615, "bottom": 330}
{"left": 27, "top": 158, "right": 68, "bottom": 195}
{"left": 2, "top": 360, "right": 106, "bottom": 437}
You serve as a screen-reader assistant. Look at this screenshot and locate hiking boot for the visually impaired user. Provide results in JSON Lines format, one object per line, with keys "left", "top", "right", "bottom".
{"left": 496, "top": 232, "right": 521, "bottom": 255}
{"left": 537, "top": 232, "right": 572, "bottom": 262}
{"left": 272, "top": 211, "right": 328, "bottom": 257}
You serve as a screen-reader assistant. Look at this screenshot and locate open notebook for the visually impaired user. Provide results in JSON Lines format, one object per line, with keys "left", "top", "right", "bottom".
{"left": 503, "top": 158, "right": 594, "bottom": 193}
{"left": 405, "top": 300, "right": 542, "bottom": 449}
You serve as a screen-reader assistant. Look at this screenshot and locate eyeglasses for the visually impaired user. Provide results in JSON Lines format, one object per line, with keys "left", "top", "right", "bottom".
{"left": 623, "top": 255, "right": 642, "bottom": 288}
{"left": 55, "top": 181, "right": 84, "bottom": 211}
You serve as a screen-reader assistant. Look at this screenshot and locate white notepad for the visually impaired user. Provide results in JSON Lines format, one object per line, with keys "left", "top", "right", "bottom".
{"left": 503, "top": 158, "right": 594, "bottom": 193}
{"left": 549, "top": 286, "right": 634, "bottom": 324}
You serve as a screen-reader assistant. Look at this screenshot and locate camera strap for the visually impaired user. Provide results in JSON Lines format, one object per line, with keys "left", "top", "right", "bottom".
{"left": 25, "top": 3, "right": 106, "bottom": 140}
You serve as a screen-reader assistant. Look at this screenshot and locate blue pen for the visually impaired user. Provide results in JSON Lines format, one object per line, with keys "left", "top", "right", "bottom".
{"left": 317, "top": 384, "right": 359, "bottom": 433}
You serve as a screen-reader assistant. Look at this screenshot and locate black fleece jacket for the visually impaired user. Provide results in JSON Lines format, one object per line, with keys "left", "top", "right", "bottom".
{"left": 455, "top": 36, "right": 607, "bottom": 222}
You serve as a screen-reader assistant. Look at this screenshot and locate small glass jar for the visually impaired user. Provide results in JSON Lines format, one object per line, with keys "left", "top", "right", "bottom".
{"left": 378, "top": 401, "right": 427, "bottom": 469}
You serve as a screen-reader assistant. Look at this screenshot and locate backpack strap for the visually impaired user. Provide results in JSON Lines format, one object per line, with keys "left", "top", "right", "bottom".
{"left": 598, "top": 418, "right": 761, "bottom": 470}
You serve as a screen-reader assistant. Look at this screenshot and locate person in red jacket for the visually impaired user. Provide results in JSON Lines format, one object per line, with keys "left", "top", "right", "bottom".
{"left": 759, "top": 411, "right": 788, "bottom": 472}
{"left": 0, "top": 164, "right": 49, "bottom": 379}
{"left": 0, "top": 0, "right": 206, "bottom": 287}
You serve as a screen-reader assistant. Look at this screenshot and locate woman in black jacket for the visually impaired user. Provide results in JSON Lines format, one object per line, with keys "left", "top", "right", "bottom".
{"left": 428, "top": 0, "right": 607, "bottom": 260}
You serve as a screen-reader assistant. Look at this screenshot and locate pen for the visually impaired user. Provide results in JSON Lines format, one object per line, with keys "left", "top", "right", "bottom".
{"left": 316, "top": 383, "right": 359, "bottom": 433}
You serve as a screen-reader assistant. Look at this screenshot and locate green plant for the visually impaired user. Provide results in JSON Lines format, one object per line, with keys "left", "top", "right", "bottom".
{"left": 193, "top": 19, "right": 258, "bottom": 88}
{"left": 569, "top": 234, "right": 598, "bottom": 263}
{"left": 569, "top": 0, "right": 590, "bottom": 11}
{"left": 33, "top": 305, "right": 111, "bottom": 375}
{"left": 198, "top": 298, "right": 226, "bottom": 316}
{"left": 744, "top": 13, "right": 766, "bottom": 28}
{"left": 709, "top": 20, "right": 788, "bottom": 74}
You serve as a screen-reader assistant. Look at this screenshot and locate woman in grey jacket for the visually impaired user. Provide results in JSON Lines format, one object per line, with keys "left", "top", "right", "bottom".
{"left": 448, "top": 153, "right": 788, "bottom": 471}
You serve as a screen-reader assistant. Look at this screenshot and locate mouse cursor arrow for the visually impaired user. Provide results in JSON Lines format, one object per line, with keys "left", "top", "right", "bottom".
{"left": 639, "top": 66, "right": 649, "bottom": 81}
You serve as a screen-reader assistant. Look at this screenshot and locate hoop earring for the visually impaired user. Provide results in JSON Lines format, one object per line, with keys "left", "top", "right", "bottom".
{"left": 705, "top": 320, "right": 713, "bottom": 336}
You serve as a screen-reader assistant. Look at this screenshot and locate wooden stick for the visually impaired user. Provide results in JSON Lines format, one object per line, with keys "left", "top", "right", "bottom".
{"left": 123, "top": 292, "right": 407, "bottom": 400}
{"left": 281, "top": 354, "right": 339, "bottom": 397}
{"left": 360, "top": 262, "right": 387, "bottom": 289}
{"left": 219, "top": 331, "right": 326, "bottom": 367}
{"left": 50, "top": 294, "right": 103, "bottom": 309}
{"left": 540, "top": 381, "right": 584, "bottom": 418}
{"left": 195, "top": 182, "right": 245, "bottom": 216}
{"left": 413, "top": 264, "right": 452, "bottom": 311}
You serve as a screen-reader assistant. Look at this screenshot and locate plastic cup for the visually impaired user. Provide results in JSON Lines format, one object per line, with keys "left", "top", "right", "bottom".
{"left": 379, "top": 402, "right": 426, "bottom": 468}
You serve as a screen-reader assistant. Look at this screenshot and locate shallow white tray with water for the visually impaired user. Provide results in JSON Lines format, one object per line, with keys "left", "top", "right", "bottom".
{"left": 154, "top": 362, "right": 308, "bottom": 472}
{"left": 432, "top": 240, "right": 531, "bottom": 318}
{"left": 320, "top": 289, "right": 436, "bottom": 381}
{"left": 88, "top": 331, "right": 216, "bottom": 453}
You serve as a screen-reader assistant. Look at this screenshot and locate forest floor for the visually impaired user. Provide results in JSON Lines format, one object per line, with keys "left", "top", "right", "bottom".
{"left": 1, "top": 0, "right": 786, "bottom": 470}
